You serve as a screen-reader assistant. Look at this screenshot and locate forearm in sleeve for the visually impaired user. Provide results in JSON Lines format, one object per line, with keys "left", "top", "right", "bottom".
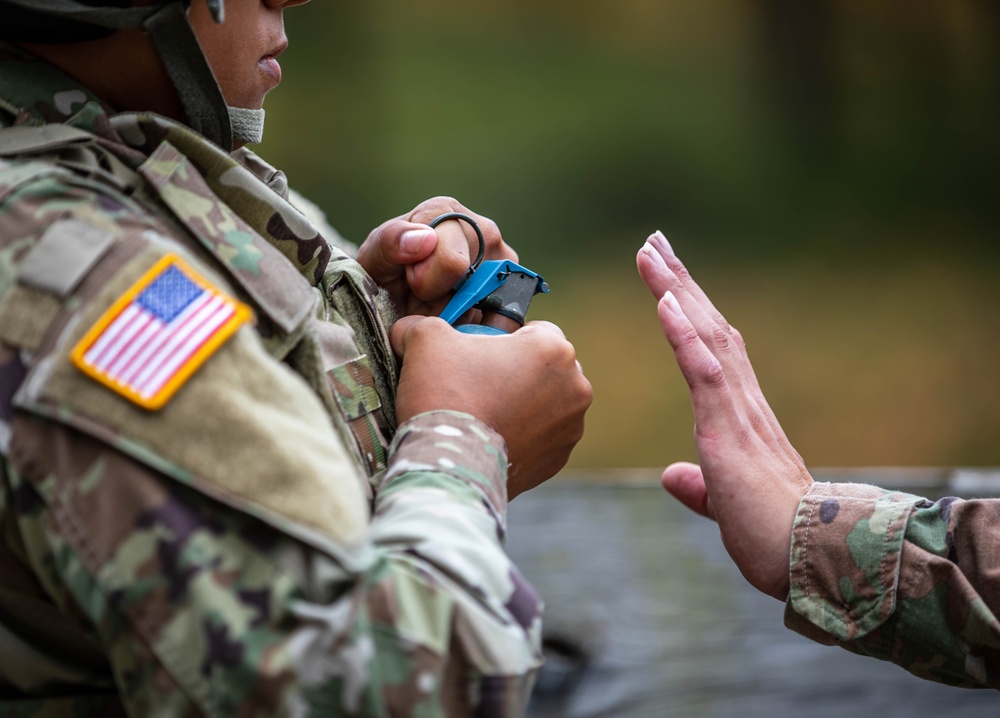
{"left": 785, "top": 482, "right": 1000, "bottom": 688}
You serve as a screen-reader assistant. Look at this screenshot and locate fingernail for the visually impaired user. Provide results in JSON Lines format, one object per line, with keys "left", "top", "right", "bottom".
{"left": 652, "top": 230, "right": 675, "bottom": 256}
{"left": 401, "top": 228, "right": 435, "bottom": 254}
{"left": 662, "top": 291, "right": 684, "bottom": 317}
{"left": 641, "top": 241, "right": 667, "bottom": 268}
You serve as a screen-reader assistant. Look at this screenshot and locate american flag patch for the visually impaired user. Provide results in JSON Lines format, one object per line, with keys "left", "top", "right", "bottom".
{"left": 71, "top": 254, "right": 251, "bottom": 410}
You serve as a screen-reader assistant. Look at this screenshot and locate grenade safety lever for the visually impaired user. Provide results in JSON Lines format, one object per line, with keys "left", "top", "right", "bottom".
{"left": 432, "top": 213, "right": 549, "bottom": 336}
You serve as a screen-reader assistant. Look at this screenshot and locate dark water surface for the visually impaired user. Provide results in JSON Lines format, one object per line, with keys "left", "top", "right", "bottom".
{"left": 506, "top": 477, "right": 999, "bottom": 717}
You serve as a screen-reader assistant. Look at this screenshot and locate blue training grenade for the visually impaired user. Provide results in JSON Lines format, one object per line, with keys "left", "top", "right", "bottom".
{"left": 433, "top": 213, "right": 549, "bottom": 335}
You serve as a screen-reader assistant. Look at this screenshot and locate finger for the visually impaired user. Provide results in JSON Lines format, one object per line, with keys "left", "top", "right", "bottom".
{"left": 360, "top": 221, "right": 438, "bottom": 282}
{"left": 473, "top": 214, "right": 517, "bottom": 263}
{"left": 639, "top": 238, "right": 721, "bottom": 343}
{"left": 636, "top": 235, "right": 673, "bottom": 301}
{"left": 518, "top": 319, "right": 567, "bottom": 341}
{"left": 430, "top": 216, "right": 475, "bottom": 268}
{"left": 657, "top": 290, "right": 741, "bottom": 426}
{"left": 410, "top": 198, "right": 483, "bottom": 264}
{"left": 646, "top": 231, "right": 732, "bottom": 334}
{"left": 660, "top": 462, "right": 716, "bottom": 521}
{"left": 407, "top": 220, "right": 475, "bottom": 301}
{"left": 641, "top": 236, "right": 755, "bottom": 398}
{"left": 447, "top": 210, "right": 515, "bottom": 263}
{"left": 641, "top": 236, "right": 727, "bottom": 341}
{"left": 511, "top": 320, "right": 589, "bottom": 385}
{"left": 409, "top": 196, "right": 466, "bottom": 226}
{"left": 389, "top": 315, "right": 449, "bottom": 357}
{"left": 410, "top": 197, "right": 518, "bottom": 264}
{"left": 642, "top": 236, "right": 782, "bottom": 441}
{"left": 518, "top": 324, "right": 587, "bottom": 383}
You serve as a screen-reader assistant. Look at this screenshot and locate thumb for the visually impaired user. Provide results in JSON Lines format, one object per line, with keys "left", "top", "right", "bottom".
{"left": 361, "top": 222, "right": 438, "bottom": 282}
{"left": 390, "top": 315, "right": 449, "bottom": 357}
{"left": 661, "top": 461, "right": 716, "bottom": 521}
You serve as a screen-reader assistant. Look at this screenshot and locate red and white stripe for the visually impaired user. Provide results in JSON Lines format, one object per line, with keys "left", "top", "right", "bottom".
{"left": 82, "top": 292, "right": 235, "bottom": 400}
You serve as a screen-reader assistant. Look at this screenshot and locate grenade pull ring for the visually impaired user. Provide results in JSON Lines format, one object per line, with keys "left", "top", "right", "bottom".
{"left": 428, "top": 212, "right": 486, "bottom": 281}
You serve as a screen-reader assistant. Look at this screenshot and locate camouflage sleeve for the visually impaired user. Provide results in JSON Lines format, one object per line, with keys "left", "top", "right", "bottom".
{"left": 371, "top": 410, "right": 543, "bottom": 703}
{"left": 5, "top": 406, "right": 539, "bottom": 716}
{"left": 784, "top": 482, "right": 1000, "bottom": 688}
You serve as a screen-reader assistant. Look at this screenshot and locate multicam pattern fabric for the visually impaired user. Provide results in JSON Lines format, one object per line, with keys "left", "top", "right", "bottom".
{"left": 0, "top": 43, "right": 541, "bottom": 716}
{"left": 785, "top": 482, "right": 1000, "bottom": 688}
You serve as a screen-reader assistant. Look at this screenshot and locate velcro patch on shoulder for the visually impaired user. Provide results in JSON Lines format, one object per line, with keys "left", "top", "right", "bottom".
{"left": 18, "top": 217, "right": 115, "bottom": 298}
{"left": 70, "top": 253, "right": 251, "bottom": 410}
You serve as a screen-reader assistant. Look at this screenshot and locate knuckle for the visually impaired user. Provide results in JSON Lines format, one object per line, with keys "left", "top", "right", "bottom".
{"left": 479, "top": 217, "right": 501, "bottom": 243}
{"left": 554, "top": 341, "right": 583, "bottom": 372}
{"left": 674, "top": 326, "right": 701, "bottom": 351}
{"left": 412, "top": 196, "right": 462, "bottom": 223}
{"left": 522, "top": 320, "right": 566, "bottom": 343}
{"left": 410, "top": 317, "right": 447, "bottom": 341}
{"left": 711, "top": 310, "right": 731, "bottom": 331}
{"left": 538, "top": 342, "right": 570, "bottom": 369}
{"left": 552, "top": 337, "right": 577, "bottom": 361}
{"left": 436, "top": 196, "right": 464, "bottom": 216}
{"left": 703, "top": 357, "right": 726, "bottom": 386}
{"left": 711, "top": 327, "right": 730, "bottom": 350}
{"left": 747, "top": 409, "right": 769, "bottom": 436}
{"left": 423, "top": 195, "right": 458, "bottom": 208}
{"left": 363, "top": 223, "right": 383, "bottom": 245}
{"left": 672, "top": 263, "right": 693, "bottom": 284}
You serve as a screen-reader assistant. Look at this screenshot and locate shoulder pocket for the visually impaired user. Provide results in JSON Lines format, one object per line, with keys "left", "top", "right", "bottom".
{"left": 137, "top": 141, "right": 317, "bottom": 359}
{"left": 12, "top": 243, "right": 370, "bottom": 548}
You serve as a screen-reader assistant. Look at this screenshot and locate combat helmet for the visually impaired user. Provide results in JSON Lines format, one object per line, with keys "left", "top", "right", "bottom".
{"left": 0, "top": 0, "right": 263, "bottom": 149}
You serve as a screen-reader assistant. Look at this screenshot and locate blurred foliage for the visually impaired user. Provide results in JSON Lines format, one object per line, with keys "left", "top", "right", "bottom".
{"left": 261, "top": 0, "right": 1000, "bottom": 469}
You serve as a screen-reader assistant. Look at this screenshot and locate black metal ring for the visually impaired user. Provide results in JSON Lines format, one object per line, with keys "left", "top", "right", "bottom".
{"left": 428, "top": 212, "right": 486, "bottom": 275}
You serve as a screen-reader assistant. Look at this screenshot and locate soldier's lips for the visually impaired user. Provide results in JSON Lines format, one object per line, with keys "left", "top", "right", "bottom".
{"left": 259, "top": 55, "right": 282, "bottom": 86}
{"left": 259, "top": 40, "right": 287, "bottom": 86}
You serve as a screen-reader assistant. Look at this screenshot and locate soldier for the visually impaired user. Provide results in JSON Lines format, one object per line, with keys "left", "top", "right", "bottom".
{"left": 0, "top": 0, "right": 592, "bottom": 715}
{"left": 637, "top": 232, "right": 1000, "bottom": 689}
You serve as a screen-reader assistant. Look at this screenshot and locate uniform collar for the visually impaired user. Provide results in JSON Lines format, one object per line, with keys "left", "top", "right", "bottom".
{"left": 0, "top": 42, "right": 119, "bottom": 140}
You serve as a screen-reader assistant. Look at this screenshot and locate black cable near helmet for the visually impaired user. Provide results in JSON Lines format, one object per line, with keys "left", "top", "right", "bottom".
{"left": 0, "top": 0, "right": 264, "bottom": 149}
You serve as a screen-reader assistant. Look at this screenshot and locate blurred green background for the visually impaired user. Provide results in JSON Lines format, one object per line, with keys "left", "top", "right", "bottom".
{"left": 260, "top": 0, "right": 1000, "bottom": 470}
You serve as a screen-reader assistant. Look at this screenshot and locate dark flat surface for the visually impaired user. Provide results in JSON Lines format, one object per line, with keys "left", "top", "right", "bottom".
{"left": 505, "top": 479, "right": 999, "bottom": 717}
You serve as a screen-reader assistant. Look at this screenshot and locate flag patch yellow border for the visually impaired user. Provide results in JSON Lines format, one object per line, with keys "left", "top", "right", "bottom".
{"left": 70, "top": 254, "right": 251, "bottom": 410}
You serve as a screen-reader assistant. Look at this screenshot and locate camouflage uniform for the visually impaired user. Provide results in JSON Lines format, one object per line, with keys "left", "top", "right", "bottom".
{"left": 785, "top": 482, "right": 1000, "bottom": 688}
{"left": 0, "top": 43, "right": 541, "bottom": 716}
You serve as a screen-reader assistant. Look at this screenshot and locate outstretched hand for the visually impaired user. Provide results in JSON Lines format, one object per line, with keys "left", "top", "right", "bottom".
{"left": 636, "top": 231, "right": 812, "bottom": 600}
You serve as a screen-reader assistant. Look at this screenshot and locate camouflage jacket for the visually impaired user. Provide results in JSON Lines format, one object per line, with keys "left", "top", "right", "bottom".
{"left": 0, "top": 44, "right": 541, "bottom": 716}
{"left": 785, "top": 482, "right": 1000, "bottom": 688}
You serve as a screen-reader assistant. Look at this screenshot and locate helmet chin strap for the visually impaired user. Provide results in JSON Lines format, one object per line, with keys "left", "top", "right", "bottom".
{"left": 228, "top": 106, "right": 265, "bottom": 145}
{"left": 143, "top": 2, "right": 233, "bottom": 149}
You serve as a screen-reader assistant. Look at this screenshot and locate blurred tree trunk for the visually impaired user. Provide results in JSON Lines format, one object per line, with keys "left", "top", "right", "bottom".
{"left": 757, "top": 0, "right": 838, "bottom": 165}
{"left": 971, "top": 0, "right": 1000, "bottom": 105}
